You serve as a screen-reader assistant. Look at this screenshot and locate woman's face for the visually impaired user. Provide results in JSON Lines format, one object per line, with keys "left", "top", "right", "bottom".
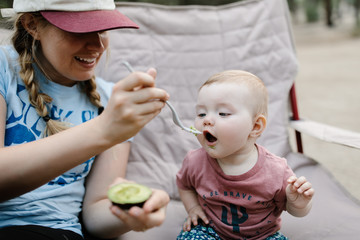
{"left": 35, "top": 20, "right": 109, "bottom": 86}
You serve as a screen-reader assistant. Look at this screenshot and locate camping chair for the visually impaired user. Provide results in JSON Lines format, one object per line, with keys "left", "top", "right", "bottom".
{"left": 96, "top": 0, "right": 360, "bottom": 239}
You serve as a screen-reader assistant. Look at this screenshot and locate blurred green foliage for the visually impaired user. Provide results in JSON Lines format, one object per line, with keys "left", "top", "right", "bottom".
{"left": 303, "top": 0, "right": 320, "bottom": 23}
{"left": 0, "top": 0, "right": 242, "bottom": 7}
{"left": 0, "top": 0, "right": 13, "bottom": 28}
{"left": 0, "top": 0, "right": 12, "bottom": 8}
{"left": 114, "top": 0, "right": 240, "bottom": 5}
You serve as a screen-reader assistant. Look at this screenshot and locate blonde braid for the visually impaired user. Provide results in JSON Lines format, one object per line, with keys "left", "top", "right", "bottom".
{"left": 12, "top": 13, "right": 70, "bottom": 137}
{"left": 80, "top": 77, "right": 104, "bottom": 114}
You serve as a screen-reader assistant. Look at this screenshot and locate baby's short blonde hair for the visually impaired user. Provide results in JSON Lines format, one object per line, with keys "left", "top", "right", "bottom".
{"left": 200, "top": 70, "right": 268, "bottom": 118}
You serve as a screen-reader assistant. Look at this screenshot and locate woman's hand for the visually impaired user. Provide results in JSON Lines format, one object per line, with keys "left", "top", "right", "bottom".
{"left": 109, "top": 185, "right": 170, "bottom": 232}
{"left": 98, "top": 68, "right": 169, "bottom": 144}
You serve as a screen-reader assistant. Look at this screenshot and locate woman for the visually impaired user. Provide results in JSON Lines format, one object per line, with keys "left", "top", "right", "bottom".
{"left": 0, "top": 0, "right": 170, "bottom": 239}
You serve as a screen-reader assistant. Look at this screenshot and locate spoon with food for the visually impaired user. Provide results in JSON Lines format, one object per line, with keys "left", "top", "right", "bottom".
{"left": 121, "top": 61, "right": 202, "bottom": 136}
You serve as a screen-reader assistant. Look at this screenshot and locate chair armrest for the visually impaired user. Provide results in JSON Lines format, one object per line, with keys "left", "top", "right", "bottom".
{"left": 290, "top": 119, "right": 360, "bottom": 149}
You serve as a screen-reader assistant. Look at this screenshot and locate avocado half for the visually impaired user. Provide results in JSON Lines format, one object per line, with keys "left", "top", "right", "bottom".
{"left": 108, "top": 183, "right": 152, "bottom": 209}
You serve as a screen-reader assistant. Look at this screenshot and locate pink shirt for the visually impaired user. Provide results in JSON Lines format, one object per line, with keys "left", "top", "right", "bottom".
{"left": 176, "top": 145, "right": 294, "bottom": 240}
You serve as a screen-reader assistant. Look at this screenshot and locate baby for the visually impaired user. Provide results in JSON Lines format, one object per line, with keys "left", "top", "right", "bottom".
{"left": 176, "top": 70, "right": 314, "bottom": 240}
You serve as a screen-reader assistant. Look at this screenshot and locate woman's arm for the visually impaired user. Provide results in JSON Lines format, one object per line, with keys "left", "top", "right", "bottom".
{"left": 82, "top": 142, "right": 170, "bottom": 239}
{"left": 0, "top": 71, "right": 169, "bottom": 201}
{"left": 81, "top": 141, "right": 131, "bottom": 237}
{"left": 0, "top": 109, "right": 117, "bottom": 201}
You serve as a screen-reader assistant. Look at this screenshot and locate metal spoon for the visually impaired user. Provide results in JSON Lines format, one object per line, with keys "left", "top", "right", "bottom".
{"left": 121, "top": 61, "right": 202, "bottom": 135}
{"left": 164, "top": 100, "right": 202, "bottom": 135}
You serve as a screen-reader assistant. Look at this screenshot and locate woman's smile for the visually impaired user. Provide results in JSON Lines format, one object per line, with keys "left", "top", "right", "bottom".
{"left": 74, "top": 56, "right": 97, "bottom": 64}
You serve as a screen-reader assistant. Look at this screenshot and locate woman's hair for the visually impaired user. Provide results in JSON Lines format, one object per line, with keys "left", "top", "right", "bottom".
{"left": 200, "top": 70, "right": 268, "bottom": 118}
{"left": 12, "top": 13, "right": 103, "bottom": 137}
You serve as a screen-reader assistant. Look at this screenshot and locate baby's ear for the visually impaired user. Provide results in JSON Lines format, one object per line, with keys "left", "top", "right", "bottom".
{"left": 250, "top": 114, "right": 266, "bottom": 138}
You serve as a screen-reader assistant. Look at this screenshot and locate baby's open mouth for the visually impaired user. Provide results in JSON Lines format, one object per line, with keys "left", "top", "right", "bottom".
{"left": 204, "top": 131, "right": 217, "bottom": 143}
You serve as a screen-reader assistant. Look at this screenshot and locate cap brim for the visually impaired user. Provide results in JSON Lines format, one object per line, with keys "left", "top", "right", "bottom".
{"left": 41, "top": 10, "right": 139, "bottom": 33}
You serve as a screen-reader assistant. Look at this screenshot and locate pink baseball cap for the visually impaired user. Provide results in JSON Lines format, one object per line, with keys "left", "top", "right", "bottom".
{"left": 11, "top": 0, "right": 139, "bottom": 33}
{"left": 40, "top": 10, "right": 139, "bottom": 33}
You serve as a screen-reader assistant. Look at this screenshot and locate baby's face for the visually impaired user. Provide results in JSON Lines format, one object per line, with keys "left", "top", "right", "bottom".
{"left": 195, "top": 82, "right": 256, "bottom": 159}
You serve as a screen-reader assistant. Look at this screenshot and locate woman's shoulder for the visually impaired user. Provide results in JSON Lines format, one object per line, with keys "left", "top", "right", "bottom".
{"left": 0, "top": 45, "right": 19, "bottom": 68}
{"left": 0, "top": 45, "right": 18, "bottom": 62}
{"left": 0, "top": 46, "right": 21, "bottom": 97}
{"left": 0, "top": 45, "right": 20, "bottom": 78}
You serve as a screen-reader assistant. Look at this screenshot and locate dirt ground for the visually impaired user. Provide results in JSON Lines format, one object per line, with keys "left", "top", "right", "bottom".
{"left": 290, "top": 13, "right": 360, "bottom": 201}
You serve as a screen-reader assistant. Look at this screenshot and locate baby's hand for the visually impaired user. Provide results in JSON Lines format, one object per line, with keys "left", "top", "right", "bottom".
{"left": 183, "top": 205, "right": 209, "bottom": 232}
{"left": 286, "top": 176, "right": 314, "bottom": 211}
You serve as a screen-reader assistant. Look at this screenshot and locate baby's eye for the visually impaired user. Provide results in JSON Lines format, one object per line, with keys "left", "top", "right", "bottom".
{"left": 219, "top": 112, "right": 231, "bottom": 117}
{"left": 198, "top": 113, "right": 206, "bottom": 118}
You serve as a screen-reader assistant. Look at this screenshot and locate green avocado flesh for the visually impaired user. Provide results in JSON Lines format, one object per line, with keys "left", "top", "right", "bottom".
{"left": 108, "top": 183, "right": 152, "bottom": 209}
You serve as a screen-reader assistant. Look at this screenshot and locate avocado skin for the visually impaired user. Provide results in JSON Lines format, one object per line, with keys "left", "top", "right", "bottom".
{"left": 111, "top": 201, "right": 147, "bottom": 210}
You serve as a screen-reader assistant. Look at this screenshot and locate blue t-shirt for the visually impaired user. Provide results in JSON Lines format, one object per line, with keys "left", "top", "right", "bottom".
{"left": 0, "top": 46, "right": 114, "bottom": 235}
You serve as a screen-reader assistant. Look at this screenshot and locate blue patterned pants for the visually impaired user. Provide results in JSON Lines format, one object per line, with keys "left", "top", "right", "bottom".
{"left": 176, "top": 225, "right": 288, "bottom": 240}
